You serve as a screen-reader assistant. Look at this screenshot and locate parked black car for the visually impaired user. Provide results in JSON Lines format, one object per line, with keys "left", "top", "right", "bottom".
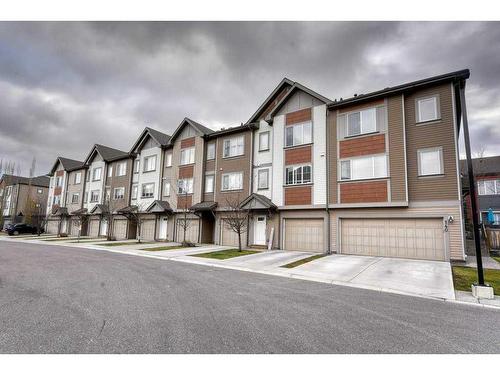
{"left": 6, "top": 223, "right": 44, "bottom": 236}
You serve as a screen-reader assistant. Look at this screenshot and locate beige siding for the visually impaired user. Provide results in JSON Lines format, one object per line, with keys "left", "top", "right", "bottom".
{"left": 387, "top": 95, "right": 407, "bottom": 202}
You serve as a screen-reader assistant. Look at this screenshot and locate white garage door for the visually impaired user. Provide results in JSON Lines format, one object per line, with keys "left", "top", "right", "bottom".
{"left": 113, "top": 219, "right": 128, "bottom": 240}
{"left": 88, "top": 219, "right": 100, "bottom": 238}
{"left": 221, "top": 219, "right": 247, "bottom": 247}
{"left": 284, "top": 218, "right": 324, "bottom": 253}
{"left": 70, "top": 220, "right": 81, "bottom": 236}
{"left": 46, "top": 220, "right": 59, "bottom": 234}
{"left": 176, "top": 219, "right": 199, "bottom": 243}
{"left": 341, "top": 218, "right": 445, "bottom": 261}
{"left": 140, "top": 219, "right": 156, "bottom": 242}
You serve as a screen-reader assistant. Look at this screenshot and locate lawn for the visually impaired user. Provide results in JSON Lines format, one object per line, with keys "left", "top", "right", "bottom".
{"left": 97, "top": 241, "right": 152, "bottom": 247}
{"left": 191, "top": 249, "right": 260, "bottom": 260}
{"left": 140, "top": 245, "right": 184, "bottom": 251}
{"left": 492, "top": 256, "right": 500, "bottom": 264}
{"left": 281, "top": 254, "right": 326, "bottom": 268}
{"left": 452, "top": 266, "right": 500, "bottom": 295}
{"left": 41, "top": 237, "right": 76, "bottom": 242}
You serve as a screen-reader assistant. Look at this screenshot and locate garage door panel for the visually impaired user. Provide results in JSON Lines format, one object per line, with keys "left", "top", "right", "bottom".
{"left": 284, "top": 218, "right": 324, "bottom": 253}
{"left": 341, "top": 218, "right": 445, "bottom": 261}
{"left": 176, "top": 219, "right": 199, "bottom": 243}
{"left": 88, "top": 220, "right": 99, "bottom": 237}
{"left": 221, "top": 220, "right": 247, "bottom": 247}
{"left": 113, "top": 219, "right": 128, "bottom": 240}
{"left": 141, "top": 220, "right": 155, "bottom": 242}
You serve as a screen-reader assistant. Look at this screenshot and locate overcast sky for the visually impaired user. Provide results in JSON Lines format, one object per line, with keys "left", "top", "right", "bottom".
{"left": 0, "top": 21, "right": 499, "bottom": 176}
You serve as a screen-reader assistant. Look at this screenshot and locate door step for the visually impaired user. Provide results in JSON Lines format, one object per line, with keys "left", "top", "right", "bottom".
{"left": 249, "top": 245, "right": 267, "bottom": 250}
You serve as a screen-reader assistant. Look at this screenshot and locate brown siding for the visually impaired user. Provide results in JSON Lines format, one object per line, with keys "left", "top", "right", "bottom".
{"left": 340, "top": 180, "right": 388, "bottom": 203}
{"left": 338, "top": 99, "right": 385, "bottom": 114}
{"left": 339, "top": 134, "right": 385, "bottom": 158}
{"left": 177, "top": 195, "right": 192, "bottom": 209}
{"left": 285, "top": 145, "right": 312, "bottom": 165}
{"left": 181, "top": 137, "right": 195, "bottom": 149}
{"left": 405, "top": 83, "right": 459, "bottom": 201}
{"left": 387, "top": 95, "right": 407, "bottom": 202}
{"left": 179, "top": 165, "right": 194, "bottom": 179}
{"left": 107, "top": 158, "right": 133, "bottom": 211}
{"left": 54, "top": 186, "right": 62, "bottom": 196}
{"left": 56, "top": 170, "right": 64, "bottom": 177}
{"left": 286, "top": 108, "right": 312, "bottom": 125}
{"left": 284, "top": 185, "right": 312, "bottom": 205}
{"left": 205, "top": 159, "right": 215, "bottom": 172}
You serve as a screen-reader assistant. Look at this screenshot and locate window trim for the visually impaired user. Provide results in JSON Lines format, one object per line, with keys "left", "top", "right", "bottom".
{"left": 339, "top": 154, "right": 389, "bottom": 182}
{"left": 346, "top": 107, "right": 377, "bottom": 137}
{"left": 74, "top": 172, "right": 82, "bottom": 184}
{"left": 113, "top": 187, "right": 125, "bottom": 200}
{"left": 417, "top": 147, "right": 444, "bottom": 177}
{"left": 143, "top": 155, "right": 157, "bottom": 173}
{"left": 223, "top": 135, "right": 245, "bottom": 158}
{"left": 284, "top": 121, "right": 313, "bottom": 148}
{"left": 221, "top": 172, "right": 244, "bottom": 191}
{"left": 258, "top": 131, "right": 270, "bottom": 152}
{"left": 478, "top": 179, "right": 500, "bottom": 196}
{"left": 71, "top": 193, "right": 80, "bottom": 204}
{"left": 116, "top": 161, "right": 127, "bottom": 177}
{"left": 416, "top": 95, "right": 440, "bottom": 124}
{"left": 165, "top": 153, "right": 172, "bottom": 167}
{"left": 131, "top": 184, "right": 138, "bottom": 200}
{"left": 163, "top": 181, "right": 171, "bottom": 197}
{"left": 141, "top": 182, "right": 155, "bottom": 198}
{"left": 206, "top": 143, "right": 216, "bottom": 160}
{"left": 257, "top": 168, "right": 270, "bottom": 190}
{"left": 285, "top": 164, "right": 313, "bottom": 186}
{"left": 180, "top": 147, "right": 196, "bottom": 165}
{"left": 177, "top": 178, "right": 194, "bottom": 195}
{"left": 92, "top": 167, "right": 102, "bottom": 182}
{"left": 90, "top": 190, "right": 100, "bottom": 203}
{"left": 204, "top": 174, "right": 214, "bottom": 193}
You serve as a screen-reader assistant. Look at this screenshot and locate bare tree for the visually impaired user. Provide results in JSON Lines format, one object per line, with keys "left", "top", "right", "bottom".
{"left": 117, "top": 203, "right": 145, "bottom": 243}
{"left": 71, "top": 210, "right": 89, "bottom": 242}
{"left": 102, "top": 188, "right": 121, "bottom": 241}
{"left": 176, "top": 179, "right": 193, "bottom": 246}
{"left": 223, "top": 195, "right": 251, "bottom": 251}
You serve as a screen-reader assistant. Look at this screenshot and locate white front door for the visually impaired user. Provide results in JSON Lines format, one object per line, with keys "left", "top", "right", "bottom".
{"left": 159, "top": 216, "right": 168, "bottom": 240}
{"left": 254, "top": 216, "right": 267, "bottom": 245}
{"left": 100, "top": 219, "right": 108, "bottom": 236}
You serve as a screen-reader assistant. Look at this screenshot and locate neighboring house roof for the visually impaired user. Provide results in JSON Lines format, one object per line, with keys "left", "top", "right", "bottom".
{"left": 460, "top": 156, "right": 500, "bottom": 176}
{"left": 240, "top": 193, "right": 277, "bottom": 210}
{"left": 169, "top": 117, "right": 214, "bottom": 143}
{"left": 129, "top": 127, "right": 171, "bottom": 153}
{"left": 328, "top": 69, "right": 470, "bottom": 110}
{"left": 246, "top": 78, "right": 295, "bottom": 124}
{"left": 70, "top": 208, "right": 88, "bottom": 215}
{"left": 190, "top": 201, "right": 217, "bottom": 212}
{"left": 205, "top": 123, "right": 257, "bottom": 139}
{"left": 145, "top": 200, "right": 173, "bottom": 213}
{"left": 117, "top": 205, "right": 138, "bottom": 214}
{"left": 0, "top": 174, "right": 50, "bottom": 188}
{"left": 90, "top": 204, "right": 109, "bottom": 215}
{"left": 49, "top": 156, "right": 85, "bottom": 175}
{"left": 53, "top": 207, "right": 69, "bottom": 216}
{"left": 84, "top": 144, "right": 130, "bottom": 165}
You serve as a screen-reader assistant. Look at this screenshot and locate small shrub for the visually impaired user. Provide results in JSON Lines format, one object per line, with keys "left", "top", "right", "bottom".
{"left": 181, "top": 241, "right": 196, "bottom": 247}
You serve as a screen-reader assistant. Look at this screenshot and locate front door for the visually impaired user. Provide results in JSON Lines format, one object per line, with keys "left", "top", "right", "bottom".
{"left": 254, "top": 216, "right": 267, "bottom": 245}
{"left": 159, "top": 216, "right": 168, "bottom": 240}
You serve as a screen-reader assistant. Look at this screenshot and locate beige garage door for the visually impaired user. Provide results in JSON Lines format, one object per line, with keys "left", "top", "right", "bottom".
{"left": 88, "top": 219, "right": 100, "bottom": 237}
{"left": 46, "top": 220, "right": 59, "bottom": 234}
{"left": 284, "top": 218, "right": 324, "bottom": 253}
{"left": 220, "top": 219, "right": 247, "bottom": 247}
{"left": 70, "top": 220, "right": 80, "bottom": 236}
{"left": 113, "top": 219, "right": 128, "bottom": 240}
{"left": 140, "top": 219, "right": 156, "bottom": 241}
{"left": 176, "top": 219, "right": 199, "bottom": 243}
{"left": 341, "top": 218, "right": 445, "bottom": 261}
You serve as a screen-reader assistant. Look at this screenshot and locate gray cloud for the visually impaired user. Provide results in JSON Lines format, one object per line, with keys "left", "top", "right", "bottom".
{"left": 0, "top": 21, "right": 499, "bottom": 175}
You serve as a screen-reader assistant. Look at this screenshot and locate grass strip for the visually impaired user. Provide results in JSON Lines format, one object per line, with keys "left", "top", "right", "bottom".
{"left": 452, "top": 266, "right": 500, "bottom": 295}
{"left": 97, "top": 241, "right": 153, "bottom": 247}
{"left": 140, "top": 246, "right": 184, "bottom": 251}
{"left": 191, "top": 249, "right": 259, "bottom": 260}
{"left": 280, "top": 254, "right": 326, "bottom": 268}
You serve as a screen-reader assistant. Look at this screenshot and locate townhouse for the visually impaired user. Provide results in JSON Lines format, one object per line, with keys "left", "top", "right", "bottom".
{"left": 0, "top": 174, "right": 49, "bottom": 229}
{"left": 40, "top": 69, "right": 471, "bottom": 262}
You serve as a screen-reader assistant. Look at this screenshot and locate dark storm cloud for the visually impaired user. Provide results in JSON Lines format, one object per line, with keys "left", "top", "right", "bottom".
{"left": 0, "top": 21, "right": 499, "bottom": 175}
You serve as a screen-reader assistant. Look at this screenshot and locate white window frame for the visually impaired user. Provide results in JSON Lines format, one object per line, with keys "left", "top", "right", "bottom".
{"left": 177, "top": 178, "right": 194, "bottom": 195}
{"left": 339, "top": 154, "right": 388, "bottom": 181}
{"left": 74, "top": 172, "right": 82, "bottom": 184}
{"left": 165, "top": 153, "right": 172, "bottom": 167}
{"left": 223, "top": 136, "right": 245, "bottom": 158}
{"left": 285, "top": 121, "right": 312, "bottom": 147}
{"left": 285, "top": 164, "right": 312, "bottom": 185}
{"left": 221, "top": 172, "right": 243, "bottom": 191}
{"left": 108, "top": 165, "right": 113, "bottom": 178}
{"left": 113, "top": 187, "right": 125, "bottom": 200}
{"left": 180, "top": 147, "right": 195, "bottom": 165}
{"left": 133, "top": 159, "right": 140, "bottom": 174}
{"left": 141, "top": 183, "right": 155, "bottom": 198}
{"left": 84, "top": 191, "right": 89, "bottom": 203}
{"left": 143, "top": 155, "right": 157, "bottom": 172}
{"left": 92, "top": 167, "right": 102, "bottom": 181}
{"left": 257, "top": 169, "right": 269, "bottom": 190}
{"left": 71, "top": 193, "right": 79, "bottom": 204}
{"left": 478, "top": 179, "right": 500, "bottom": 196}
{"left": 206, "top": 143, "right": 216, "bottom": 160}
{"left": 259, "top": 131, "right": 270, "bottom": 151}
{"left": 416, "top": 95, "right": 440, "bottom": 123}
{"left": 163, "top": 181, "right": 171, "bottom": 197}
{"left": 205, "top": 175, "right": 214, "bottom": 193}
{"left": 90, "top": 190, "right": 100, "bottom": 203}
{"left": 417, "top": 147, "right": 444, "bottom": 177}
{"left": 346, "top": 108, "right": 377, "bottom": 137}
{"left": 116, "top": 162, "right": 127, "bottom": 176}
{"left": 131, "top": 184, "right": 138, "bottom": 200}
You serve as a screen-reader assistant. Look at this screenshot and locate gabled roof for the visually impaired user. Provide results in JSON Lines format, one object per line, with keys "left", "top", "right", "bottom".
{"left": 145, "top": 200, "right": 173, "bottom": 213}
{"left": 89, "top": 204, "right": 109, "bottom": 215}
{"left": 84, "top": 144, "right": 129, "bottom": 165}
{"left": 129, "top": 127, "right": 171, "bottom": 153}
{"left": 169, "top": 117, "right": 214, "bottom": 143}
{"left": 460, "top": 156, "right": 500, "bottom": 176}
{"left": 0, "top": 174, "right": 50, "bottom": 188}
{"left": 70, "top": 208, "right": 88, "bottom": 215}
{"left": 53, "top": 207, "right": 69, "bottom": 216}
{"left": 246, "top": 78, "right": 294, "bottom": 124}
{"left": 190, "top": 201, "right": 217, "bottom": 212}
{"left": 49, "top": 156, "right": 85, "bottom": 175}
{"left": 240, "top": 193, "right": 277, "bottom": 210}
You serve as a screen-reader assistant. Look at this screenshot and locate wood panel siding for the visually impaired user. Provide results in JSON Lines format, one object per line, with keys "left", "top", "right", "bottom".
{"left": 387, "top": 95, "right": 407, "bottom": 202}
{"left": 181, "top": 137, "right": 195, "bottom": 149}
{"left": 205, "top": 159, "right": 215, "bottom": 172}
{"left": 284, "top": 185, "right": 312, "bottom": 205}
{"left": 178, "top": 165, "right": 194, "bottom": 179}
{"left": 285, "top": 108, "right": 312, "bottom": 125}
{"left": 405, "top": 83, "right": 459, "bottom": 201}
{"left": 338, "top": 99, "right": 385, "bottom": 114}
{"left": 339, "top": 134, "right": 385, "bottom": 158}
{"left": 339, "top": 180, "right": 388, "bottom": 203}
{"left": 107, "top": 158, "right": 133, "bottom": 211}
{"left": 177, "top": 195, "right": 192, "bottom": 209}
{"left": 285, "top": 145, "right": 312, "bottom": 165}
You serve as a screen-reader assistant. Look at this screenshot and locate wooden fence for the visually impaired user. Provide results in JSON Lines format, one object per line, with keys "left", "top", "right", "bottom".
{"left": 485, "top": 228, "right": 500, "bottom": 250}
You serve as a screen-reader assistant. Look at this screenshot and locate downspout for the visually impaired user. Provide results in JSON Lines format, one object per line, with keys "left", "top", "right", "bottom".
{"left": 325, "top": 106, "right": 331, "bottom": 254}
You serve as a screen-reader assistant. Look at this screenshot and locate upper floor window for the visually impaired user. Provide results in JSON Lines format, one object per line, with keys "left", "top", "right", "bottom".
{"left": 222, "top": 172, "right": 243, "bottom": 191}
{"left": 416, "top": 96, "right": 440, "bottom": 123}
{"left": 131, "top": 184, "right": 138, "bottom": 200}
{"left": 113, "top": 187, "right": 125, "bottom": 200}
{"left": 141, "top": 183, "right": 155, "bottom": 198}
{"left": 92, "top": 167, "right": 102, "bottom": 181}
{"left": 285, "top": 165, "right": 312, "bottom": 185}
{"left": 205, "top": 175, "right": 214, "bottom": 193}
{"left": 133, "top": 159, "right": 140, "bottom": 174}
{"left": 71, "top": 193, "right": 79, "bottom": 204}
{"left": 259, "top": 132, "right": 270, "bottom": 151}
{"left": 285, "top": 122, "right": 312, "bottom": 147}
{"left": 223, "top": 136, "right": 244, "bottom": 158}
{"left": 86, "top": 171, "right": 90, "bottom": 182}
{"left": 116, "top": 162, "right": 127, "bottom": 176}
{"left": 258, "top": 169, "right": 269, "bottom": 190}
{"left": 53, "top": 195, "right": 60, "bottom": 205}
{"left": 56, "top": 176, "right": 63, "bottom": 187}
{"left": 143, "top": 155, "right": 157, "bottom": 172}
{"left": 165, "top": 153, "right": 172, "bottom": 167}
{"left": 90, "top": 190, "right": 100, "bottom": 203}
{"left": 340, "top": 155, "right": 387, "bottom": 181}
{"left": 417, "top": 147, "right": 443, "bottom": 177}
{"left": 206, "top": 143, "right": 216, "bottom": 160}
{"left": 478, "top": 179, "right": 500, "bottom": 195}
{"left": 347, "top": 108, "right": 376, "bottom": 137}
{"left": 178, "top": 178, "right": 194, "bottom": 195}
{"left": 84, "top": 191, "right": 88, "bottom": 203}
{"left": 163, "top": 181, "right": 171, "bottom": 197}
{"left": 180, "top": 147, "right": 195, "bottom": 165}
{"left": 74, "top": 172, "right": 82, "bottom": 184}
{"left": 108, "top": 165, "right": 113, "bottom": 178}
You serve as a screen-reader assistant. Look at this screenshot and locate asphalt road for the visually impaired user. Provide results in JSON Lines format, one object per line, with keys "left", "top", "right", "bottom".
{"left": 0, "top": 240, "right": 499, "bottom": 354}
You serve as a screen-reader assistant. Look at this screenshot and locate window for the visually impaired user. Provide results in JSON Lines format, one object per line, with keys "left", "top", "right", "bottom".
{"left": 259, "top": 132, "right": 270, "bottom": 151}
{"left": 116, "top": 162, "right": 127, "bottom": 176}
{"left": 478, "top": 179, "right": 500, "bottom": 195}
{"left": 131, "top": 184, "right": 138, "bottom": 200}
{"left": 143, "top": 155, "right": 157, "bottom": 172}
{"left": 206, "top": 143, "right": 215, "bottom": 160}
{"left": 222, "top": 172, "right": 243, "bottom": 191}
{"left": 108, "top": 165, "right": 113, "bottom": 177}
{"left": 141, "top": 183, "right": 155, "bottom": 198}
{"left": 90, "top": 190, "right": 100, "bottom": 203}
{"left": 134, "top": 159, "right": 140, "bottom": 174}
{"left": 258, "top": 169, "right": 269, "bottom": 190}
{"left": 86, "top": 171, "right": 90, "bottom": 182}
{"left": 418, "top": 148, "right": 443, "bottom": 176}
{"left": 417, "top": 96, "right": 439, "bottom": 123}
{"left": 56, "top": 176, "right": 63, "bottom": 187}
{"left": 37, "top": 188, "right": 43, "bottom": 194}
{"left": 285, "top": 122, "right": 312, "bottom": 147}
{"left": 285, "top": 165, "right": 312, "bottom": 185}
{"left": 205, "top": 175, "right": 214, "bottom": 193}
{"left": 105, "top": 188, "right": 110, "bottom": 202}
{"left": 340, "top": 155, "right": 388, "bottom": 181}
{"left": 346, "top": 108, "right": 377, "bottom": 137}
{"left": 165, "top": 153, "right": 172, "bottom": 167}
{"left": 223, "top": 136, "right": 245, "bottom": 158}
{"left": 74, "top": 172, "right": 81, "bottom": 184}
{"left": 113, "top": 187, "right": 125, "bottom": 200}
{"left": 178, "top": 178, "right": 194, "bottom": 194}
{"left": 84, "top": 192, "right": 88, "bottom": 203}
{"left": 92, "top": 167, "right": 102, "bottom": 181}
{"left": 71, "top": 193, "right": 79, "bottom": 204}
{"left": 163, "top": 181, "right": 171, "bottom": 197}
{"left": 180, "top": 147, "right": 195, "bottom": 165}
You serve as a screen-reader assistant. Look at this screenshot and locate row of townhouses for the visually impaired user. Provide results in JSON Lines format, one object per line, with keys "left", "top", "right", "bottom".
{"left": 40, "top": 69, "right": 471, "bottom": 262}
